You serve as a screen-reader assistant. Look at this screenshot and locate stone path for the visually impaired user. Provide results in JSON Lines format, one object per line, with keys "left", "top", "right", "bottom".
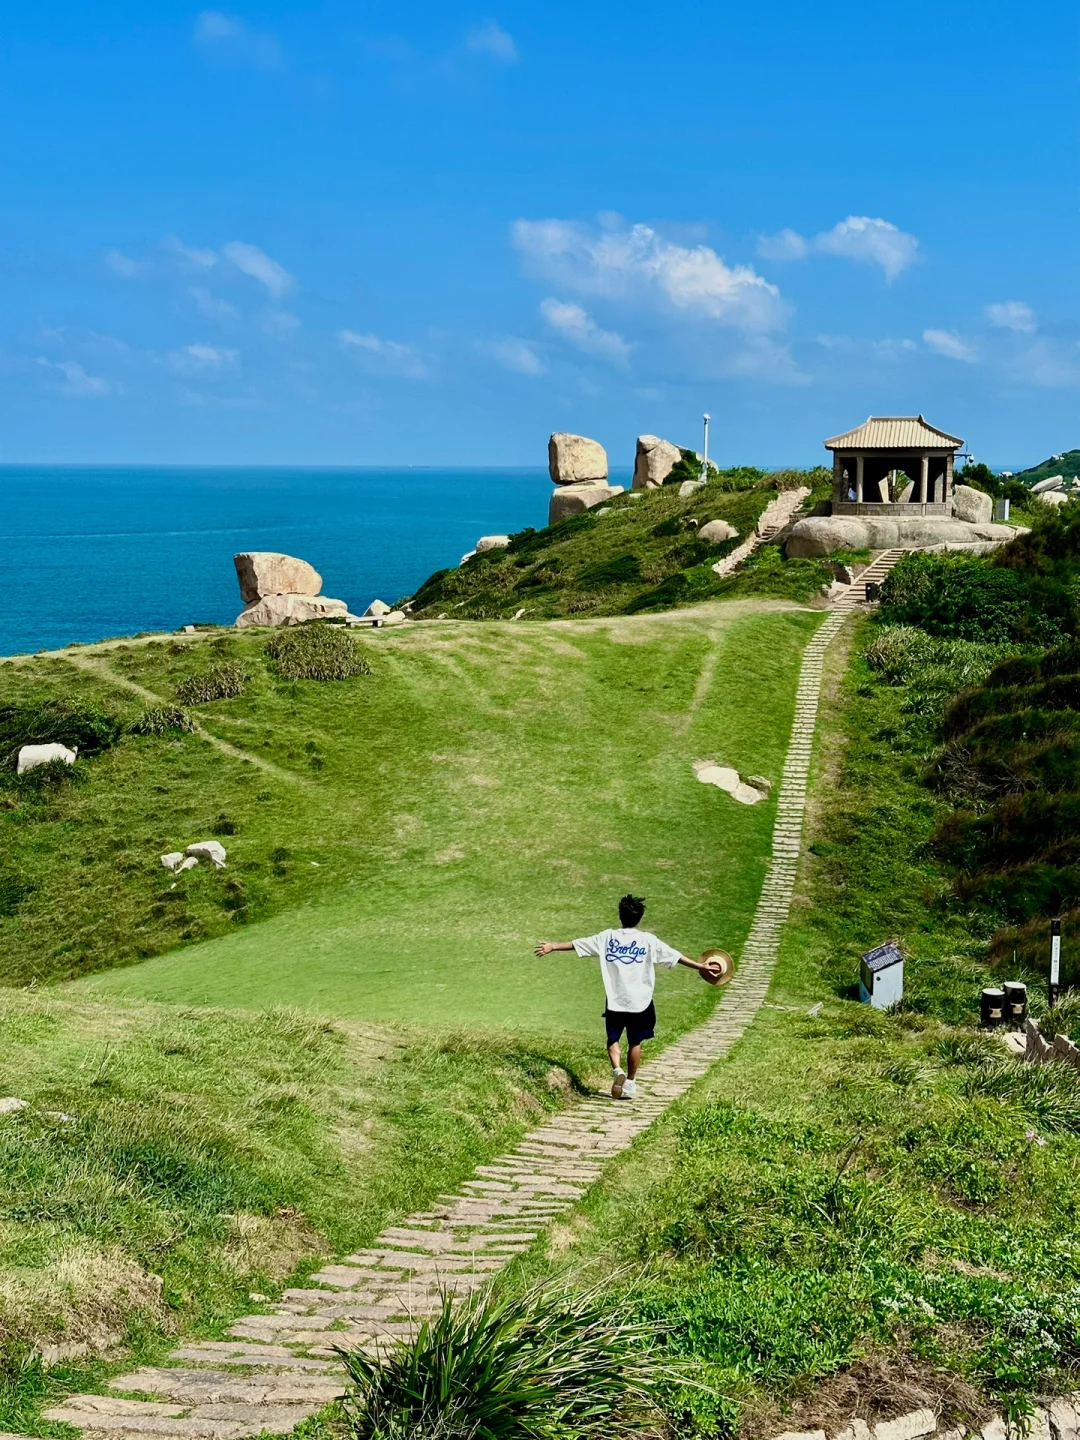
{"left": 41, "top": 606, "right": 850, "bottom": 1440}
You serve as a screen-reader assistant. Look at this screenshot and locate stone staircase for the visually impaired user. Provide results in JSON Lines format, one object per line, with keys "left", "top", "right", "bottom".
{"left": 34, "top": 605, "right": 850, "bottom": 1440}
{"left": 832, "top": 548, "right": 904, "bottom": 610}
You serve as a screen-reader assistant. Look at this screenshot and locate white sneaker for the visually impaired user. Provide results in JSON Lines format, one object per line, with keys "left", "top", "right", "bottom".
{"left": 622, "top": 1079, "right": 638, "bottom": 1099}
{"left": 610, "top": 1068, "right": 626, "bottom": 1099}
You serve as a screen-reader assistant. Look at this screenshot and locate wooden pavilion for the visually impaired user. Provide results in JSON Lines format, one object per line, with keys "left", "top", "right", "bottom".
{"left": 825, "top": 416, "right": 964, "bottom": 517}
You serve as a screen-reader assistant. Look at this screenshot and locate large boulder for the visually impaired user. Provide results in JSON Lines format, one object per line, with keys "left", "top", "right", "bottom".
{"left": 1037, "top": 490, "right": 1069, "bottom": 506}
{"left": 475, "top": 535, "right": 510, "bottom": 552}
{"left": 548, "top": 484, "right": 623, "bottom": 526}
{"left": 632, "top": 435, "right": 682, "bottom": 490}
{"left": 1032, "top": 474, "right": 1064, "bottom": 494}
{"left": 186, "top": 840, "right": 227, "bottom": 869}
{"left": 234, "top": 552, "right": 322, "bottom": 604}
{"left": 952, "top": 484, "right": 994, "bottom": 524}
{"left": 235, "top": 594, "right": 349, "bottom": 628}
{"left": 548, "top": 433, "right": 608, "bottom": 485}
{"left": 786, "top": 514, "right": 1022, "bottom": 558}
{"left": 698, "top": 519, "right": 738, "bottom": 544}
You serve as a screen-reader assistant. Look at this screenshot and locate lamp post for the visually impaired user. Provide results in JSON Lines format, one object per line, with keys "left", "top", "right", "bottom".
{"left": 702, "top": 413, "right": 710, "bottom": 482}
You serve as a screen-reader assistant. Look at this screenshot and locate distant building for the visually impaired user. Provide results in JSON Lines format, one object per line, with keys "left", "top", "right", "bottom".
{"left": 825, "top": 415, "right": 963, "bottom": 518}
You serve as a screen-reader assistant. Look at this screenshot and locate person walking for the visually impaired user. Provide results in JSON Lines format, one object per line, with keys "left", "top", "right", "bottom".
{"left": 534, "top": 894, "right": 721, "bottom": 1099}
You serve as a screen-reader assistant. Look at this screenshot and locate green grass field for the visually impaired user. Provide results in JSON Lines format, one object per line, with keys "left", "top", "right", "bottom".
{"left": 1, "top": 602, "right": 821, "bottom": 1039}
{"left": 71, "top": 603, "right": 818, "bottom": 1034}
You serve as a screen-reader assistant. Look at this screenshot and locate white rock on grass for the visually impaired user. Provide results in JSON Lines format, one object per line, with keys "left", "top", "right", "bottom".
{"left": 18, "top": 743, "right": 77, "bottom": 774}
{"left": 160, "top": 852, "right": 186, "bottom": 872}
{"left": 186, "top": 840, "right": 227, "bottom": 869}
{"left": 693, "top": 759, "right": 766, "bottom": 805}
{"left": 698, "top": 519, "right": 738, "bottom": 543}
{"left": 679, "top": 479, "right": 706, "bottom": 497}
{"left": 382, "top": 611, "right": 407, "bottom": 626}
{"left": 475, "top": 535, "right": 510, "bottom": 552}
{"left": 1037, "top": 490, "right": 1069, "bottom": 507}
{"left": 0, "top": 1098, "right": 28, "bottom": 1115}
{"left": 364, "top": 599, "right": 391, "bottom": 618}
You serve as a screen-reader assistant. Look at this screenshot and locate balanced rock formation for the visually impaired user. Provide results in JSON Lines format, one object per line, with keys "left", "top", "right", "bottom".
{"left": 952, "top": 484, "right": 994, "bottom": 524}
{"left": 549, "top": 483, "right": 624, "bottom": 526}
{"left": 234, "top": 552, "right": 323, "bottom": 605}
{"left": 233, "top": 550, "right": 352, "bottom": 628}
{"left": 549, "top": 433, "right": 608, "bottom": 484}
{"left": 786, "top": 515, "right": 1023, "bottom": 558}
{"left": 236, "top": 594, "right": 349, "bottom": 628}
{"left": 633, "top": 435, "right": 682, "bottom": 490}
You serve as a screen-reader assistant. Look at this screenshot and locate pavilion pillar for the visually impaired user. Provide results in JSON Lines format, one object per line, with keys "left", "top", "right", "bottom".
{"left": 920, "top": 455, "right": 929, "bottom": 504}
{"left": 855, "top": 455, "right": 864, "bottom": 503}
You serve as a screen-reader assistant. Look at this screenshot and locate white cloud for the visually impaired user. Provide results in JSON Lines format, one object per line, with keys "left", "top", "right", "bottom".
{"left": 261, "top": 310, "right": 301, "bottom": 338}
{"left": 923, "top": 328, "right": 977, "bottom": 363}
{"left": 465, "top": 20, "right": 519, "bottom": 63}
{"left": 166, "top": 343, "right": 239, "bottom": 376}
{"left": 222, "top": 241, "right": 293, "bottom": 298}
{"left": 194, "top": 10, "right": 282, "bottom": 69}
{"left": 815, "top": 216, "right": 918, "bottom": 280}
{"left": 36, "top": 358, "right": 119, "bottom": 397}
{"left": 1010, "top": 340, "right": 1080, "bottom": 388}
{"left": 105, "top": 249, "right": 145, "bottom": 278}
{"left": 758, "top": 215, "right": 919, "bottom": 281}
{"left": 986, "top": 300, "right": 1036, "bottom": 333}
{"left": 539, "top": 298, "right": 630, "bottom": 366}
{"left": 190, "top": 286, "right": 239, "bottom": 320}
{"left": 756, "top": 228, "right": 809, "bottom": 261}
{"left": 337, "top": 329, "right": 429, "bottom": 379}
{"left": 477, "top": 337, "right": 545, "bottom": 375}
{"left": 513, "top": 218, "right": 784, "bottom": 331}
{"left": 164, "top": 235, "right": 217, "bottom": 269}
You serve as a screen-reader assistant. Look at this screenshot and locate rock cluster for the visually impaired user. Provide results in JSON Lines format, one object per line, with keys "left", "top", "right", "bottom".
{"left": 233, "top": 552, "right": 353, "bottom": 628}
{"left": 547, "top": 433, "right": 623, "bottom": 525}
{"left": 161, "top": 840, "right": 227, "bottom": 873}
{"left": 632, "top": 434, "right": 683, "bottom": 489}
{"left": 1031, "top": 474, "right": 1076, "bottom": 506}
{"left": 786, "top": 515, "right": 1024, "bottom": 558}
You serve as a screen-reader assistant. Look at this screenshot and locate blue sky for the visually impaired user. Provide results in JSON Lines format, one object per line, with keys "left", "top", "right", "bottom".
{"left": 1, "top": 0, "right": 1076, "bottom": 468}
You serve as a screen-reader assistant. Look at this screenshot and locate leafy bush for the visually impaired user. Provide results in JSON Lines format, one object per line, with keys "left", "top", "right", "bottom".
{"left": 340, "top": 1280, "right": 661, "bottom": 1439}
{"left": 129, "top": 706, "right": 194, "bottom": 736}
{"left": 176, "top": 662, "right": 249, "bottom": 704}
{"left": 266, "top": 624, "right": 371, "bottom": 681}
{"left": 961, "top": 1059, "right": 1080, "bottom": 1134}
{"left": 577, "top": 553, "right": 642, "bottom": 589}
{"left": 0, "top": 699, "right": 123, "bottom": 769}
{"left": 878, "top": 551, "right": 1069, "bottom": 644}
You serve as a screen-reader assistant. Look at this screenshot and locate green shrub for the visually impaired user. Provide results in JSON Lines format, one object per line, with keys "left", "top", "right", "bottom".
{"left": 340, "top": 1280, "right": 662, "bottom": 1440}
{"left": 577, "top": 553, "right": 642, "bottom": 589}
{"left": 961, "top": 1059, "right": 1080, "bottom": 1134}
{"left": 266, "top": 625, "right": 372, "bottom": 681}
{"left": 878, "top": 551, "right": 1068, "bottom": 644}
{"left": 129, "top": 706, "right": 194, "bottom": 736}
{"left": 0, "top": 699, "right": 123, "bottom": 769}
{"left": 176, "top": 662, "right": 249, "bottom": 704}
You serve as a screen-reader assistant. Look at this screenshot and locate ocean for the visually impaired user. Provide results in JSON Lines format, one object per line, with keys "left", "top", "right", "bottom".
{"left": 0, "top": 465, "right": 623, "bottom": 656}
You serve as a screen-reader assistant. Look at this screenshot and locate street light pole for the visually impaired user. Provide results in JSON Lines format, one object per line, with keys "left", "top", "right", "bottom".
{"left": 702, "top": 413, "right": 710, "bottom": 482}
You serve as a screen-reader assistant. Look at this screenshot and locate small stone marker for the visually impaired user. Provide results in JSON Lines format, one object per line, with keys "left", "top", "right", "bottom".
{"left": 0, "top": 1098, "right": 28, "bottom": 1116}
{"left": 859, "top": 941, "right": 903, "bottom": 1008}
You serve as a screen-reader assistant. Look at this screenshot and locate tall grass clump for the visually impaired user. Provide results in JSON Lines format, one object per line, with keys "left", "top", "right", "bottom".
{"left": 128, "top": 706, "right": 194, "bottom": 736}
{"left": 0, "top": 699, "right": 123, "bottom": 769}
{"left": 266, "top": 624, "right": 371, "bottom": 681}
{"left": 339, "top": 1280, "right": 663, "bottom": 1440}
{"left": 176, "top": 662, "right": 249, "bottom": 704}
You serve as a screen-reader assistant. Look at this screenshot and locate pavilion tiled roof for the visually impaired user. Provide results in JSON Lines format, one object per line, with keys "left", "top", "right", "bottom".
{"left": 824, "top": 415, "right": 964, "bottom": 451}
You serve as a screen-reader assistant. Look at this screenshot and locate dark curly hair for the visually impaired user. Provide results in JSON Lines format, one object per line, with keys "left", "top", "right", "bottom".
{"left": 618, "top": 894, "right": 646, "bottom": 927}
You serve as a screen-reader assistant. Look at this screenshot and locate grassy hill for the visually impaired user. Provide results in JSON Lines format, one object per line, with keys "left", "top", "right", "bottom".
{"left": 1014, "top": 448, "right": 1080, "bottom": 486}
{"left": 407, "top": 466, "right": 834, "bottom": 620}
{"left": 2, "top": 604, "right": 820, "bottom": 1039}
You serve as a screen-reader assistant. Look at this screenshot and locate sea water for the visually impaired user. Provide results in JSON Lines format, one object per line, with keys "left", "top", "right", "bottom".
{"left": 0, "top": 465, "right": 624, "bottom": 656}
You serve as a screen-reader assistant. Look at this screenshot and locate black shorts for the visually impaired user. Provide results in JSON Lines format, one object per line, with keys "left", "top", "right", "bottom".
{"left": 604, "top": 1002, "right": 656, "bottom": 1047}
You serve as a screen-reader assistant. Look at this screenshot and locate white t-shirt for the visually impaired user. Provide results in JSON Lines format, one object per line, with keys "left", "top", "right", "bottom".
{"left": 573, "top": 927, "right": 683, "bottom": 1013}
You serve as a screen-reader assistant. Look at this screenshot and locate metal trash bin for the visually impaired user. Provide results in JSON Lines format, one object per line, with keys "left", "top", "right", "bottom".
{"left": 1003, "top": 981, "right": 1028, "bottom": 1027}
{"left": 980, "top": 987, "right": 1005, "bottom": 1028}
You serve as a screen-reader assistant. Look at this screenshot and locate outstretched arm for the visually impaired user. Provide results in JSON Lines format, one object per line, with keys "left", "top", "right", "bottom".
{"left": 678, "top": 953, "right": 723, "bottom": 979}
{"left": 534, "top": 941, "right": 576, "bottom": 957}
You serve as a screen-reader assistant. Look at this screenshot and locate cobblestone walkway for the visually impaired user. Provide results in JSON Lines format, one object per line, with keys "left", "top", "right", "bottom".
{"left": 43, "top": 607, "right": 848, "bottom": 1440}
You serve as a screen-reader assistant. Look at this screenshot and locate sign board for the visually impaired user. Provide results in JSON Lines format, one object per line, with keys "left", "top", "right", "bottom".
{"left": 860, "top": 941, "right": 904, "bottom": 1009}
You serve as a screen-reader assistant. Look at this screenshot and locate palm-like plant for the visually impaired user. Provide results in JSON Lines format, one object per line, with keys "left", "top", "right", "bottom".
{"left": 338, "top": 1278, "right": 665, "bottom": 1439}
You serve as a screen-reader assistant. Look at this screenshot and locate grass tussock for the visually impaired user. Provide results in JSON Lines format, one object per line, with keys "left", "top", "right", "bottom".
{"left": 175, "top": 662, "right": 249, "bottom": 705}
{"left": 340, "top": 1279, "right": 664, "bottom": 1440}
{"left": 266, "top": 623, "right": 372, "bottom": 680}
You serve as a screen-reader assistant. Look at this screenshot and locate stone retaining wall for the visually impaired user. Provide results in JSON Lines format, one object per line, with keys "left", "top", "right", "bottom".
{"left": 773, "top": 1395, "right": 1080, "bottom": 1440}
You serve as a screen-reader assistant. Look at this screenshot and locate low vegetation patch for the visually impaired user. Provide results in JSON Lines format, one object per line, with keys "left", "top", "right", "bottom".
{"left": 175, "top": 662, "right": 249, "bottom": 705}
{"left": 408, "top": 467, "right": 831, "bottom": 620}
{"left": 265, "top": 623, "right": 372, "bottom": 681}
{"left": 128, "top": 706, "right": 195, "bottom": 736}
{"left": 0, "top": 699, "right": 123, "bottom": 770}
